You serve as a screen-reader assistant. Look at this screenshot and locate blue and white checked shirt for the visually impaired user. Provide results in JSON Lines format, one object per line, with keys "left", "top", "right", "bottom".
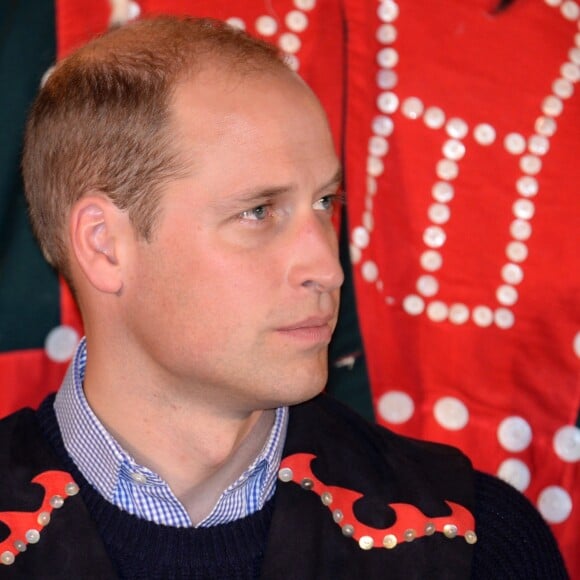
{"left": 54, "top": 338, "right": 288, "bottom": 527}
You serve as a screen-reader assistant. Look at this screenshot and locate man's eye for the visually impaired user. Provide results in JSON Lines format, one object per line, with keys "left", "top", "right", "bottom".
{"left": 240, "top": 205, "right": 270, "bottom": 221}
{"left": 314, "top": 194, "right": 345, "bottom": 213}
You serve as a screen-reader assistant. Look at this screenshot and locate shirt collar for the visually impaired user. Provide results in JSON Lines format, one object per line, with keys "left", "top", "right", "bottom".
{"left": 54, "top": 337, "right": 288, "bottom": 526}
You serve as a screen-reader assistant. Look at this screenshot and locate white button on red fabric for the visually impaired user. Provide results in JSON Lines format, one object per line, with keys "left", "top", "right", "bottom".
{"left": 494, "top": 308, "right": 515, "bottom": 330}
{"left": 516, "top": 176, "right": 539, "bottom": 197}
{"left": 428, "top": 203, "right": 450, "bottom": 224}
{"left": 442, "top": 139, "right": 465, "bottom": 161}
{"left": 427, "top": 301, "right": 448, "bottom": 322}
{"left": 574, "top": 331, "right": 580, "bottom": 358}
{"left": 367, "top": 155, "right": 384, "bottom": 177}
{"left": 513, "top": 199, "right": 535, "bottom": 220}
{"left": 377, "top": 0, "right": 399, "bottom": 22}
{"left": 45, "top": 325, "right": 79, "bottom": 363}
{"left": 417, "top": 275, "right": 439, "bottom": 297}
{"left": 553, "top": 425, "right": 580, "bottom": 462}
{"left": 449, "top": 303, "right": 470, "bottom": 325}
{"left": 497, "top": 458, "right": 531, "bottom": 493}
{"left": 542, "top": 95, "right": 563, "bottom": 116}
{"left": 377, "top": 91, "right": 399, "bottom": 114}
{"left": 424, "top": 107, "right": 445, "bottom": 129}
{"left": 376, "top": 69, "right": 398, "bottom": 90}
{"left": 436, "top": 159, "right": 458, "bottom": 180}
{"left": 552, "top": 78, "right": 574, "bottom": 99}
{"left": 504, "top": 133, "right": 526, "bottom": 155}
{"left": 535, "top": 115, "right": 557, "bottom": 137}
{"left": 537, "top": 486, "right": 572, "bottom": 524}
{"left": 401, "top": 97, "right": 424, "bottom": 119}
{"left": 510, "top": 219, "right": 532, "bottom": 241}
{"left": 497, "top": 416, "right": 533, "bottom": 452}
{"left": 377, "top": 47, "right": 399, "bottom": 68}
{"left": 369, "top": 135, "right": 389, "bottom": 156}
{"left": 496, "top": 284, "right": 518, "bottom": 306}
{"left": 506, "top": 241, "right": 528, "bottom": 263}
{"left": 519, "top": 155, "right": 542, "bottom": 175}
{"left": 432, "top": 182, "right": 454, "bottom": 203}
{"left": 445, "top": 118, "right": 468, "bottom": 139}
{"left": 377, "top": 23, "right": 397, "bottom": 44}
{"left": 378, "top": 391, "right": 415, "bottom": 424}
{"left": 226, "top": 17, "right": 246, "bottom": 30}
{"left": 434, "top": 397, "right": 469, "bottom": 430}
{"left": 472, "top": 306, "right": 493, "bottom": 327}
{"left": 423, "top": 226, "right": 446, "bottom": 248}
{"left": 473, "top": 123, "right": 496, "bottom": 145}
{"left": 362, "top": 261, "right": 379, "bottom": 282}
{"left": 561, "top": 0, "right": 580, "bottom": 20}
{"left": 294, "top": 0, "right": 316, "bottom": 10}
{"left": 279, "top": 33, "right": 301, "bottom": 54}
{"left": 403, "top": 294, "right": 425, "bottom": 316}
{"left": 561, "top": 62, "right": 580, "bottom": 83}
{"left": 285, "top": 10, "right": 308, "bottom": 32}
{"left": 420, "top": 250, "right": 443, "bottom": 272}
{"left": 502, "top": 263, "right": 524, "bottom": 285}
{"left": 352, "top": 226, "right": 370, "bottom": 249}
{"left": 372, "top": 115, "right": 394, "bottom": 136}
{"left": 255, "top": 15, "right": 278, "bottom": 36}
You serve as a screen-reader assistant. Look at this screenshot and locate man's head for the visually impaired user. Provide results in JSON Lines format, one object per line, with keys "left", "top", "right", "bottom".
{"left": 23, "top": 16, "right": 343, "bottom": 411}
{"left": 23, "top": 16, "right": 284, "bottom": 287}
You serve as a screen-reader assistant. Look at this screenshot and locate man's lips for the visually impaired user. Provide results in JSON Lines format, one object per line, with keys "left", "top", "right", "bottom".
{"left": 276, "top": 316, "right": 335, "bottom": 343}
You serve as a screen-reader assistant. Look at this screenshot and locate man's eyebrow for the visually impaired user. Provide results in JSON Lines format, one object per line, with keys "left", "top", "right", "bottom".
{"left": 216, "top": 166, "right": 344, "bottom": 209}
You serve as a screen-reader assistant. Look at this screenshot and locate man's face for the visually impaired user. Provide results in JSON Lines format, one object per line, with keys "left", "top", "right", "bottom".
{"left": 121, "top": 68, "right": 343, "bottom": 414}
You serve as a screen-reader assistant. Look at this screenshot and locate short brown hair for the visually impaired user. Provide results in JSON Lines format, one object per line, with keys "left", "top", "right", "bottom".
{"left": 22, "top": 16, "right": 284, "bottom": 286}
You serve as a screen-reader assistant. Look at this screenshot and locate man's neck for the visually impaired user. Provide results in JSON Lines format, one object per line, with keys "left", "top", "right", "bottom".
{"left": 83, "top": 361, "right": 276, "bottom": 525}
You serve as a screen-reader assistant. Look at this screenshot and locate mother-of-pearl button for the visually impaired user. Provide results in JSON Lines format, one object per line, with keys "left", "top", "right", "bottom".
{"left": 537, "top": 486, "right": 572, "bottom": 524}
{"left": 369, "top": 135, "right": 389, "bottom": 156}
{"left": 510, "top": 219, "right": 532, "bottom": 241}
{"left": 401, "top": 97, "right": 424, "bottom": 119}
{"left": 553, "top": 425, "right": 580, "bottom": 462}
{"left": 286, "top": 10, "right": 308, "bottom": 32}
{"left": 449, "top": 303, "right": 470, "bottom": 325}
{"left": 362, "top": 260, "right": 379, "bottom": 282}
{"left": 535, "top": 116, "right": 557, "bottom": 137}
{"left": 528, "top": 135, "right": 550, "bottom": 156}
{"left": 377, "top": 92, "right": 399, "bottom": 114}
{"left": 377, "top": 23, "right": 397, "bottom": 44}
{"left": 497, "top": 458, "right": 531, "bottom": 492}
{"left": 294, "top": 0, "right": 316, "bottom": 10}
{"left": 561, "top": 62, "right": 580, "bottom": 83}
{"left": 542, "top": 95, "right": 563, "bottom": 116}
{"left": 445, "top": 118, "right": 468, "bottom": 139}
{"left": 473, "top": 123, "right": 496, "bottom": 145}
{"left": 513, "top": 199, "right": 535, "bottom": 220}
{"left": 472, "top": 305, "right": 493, "bottom": 327}
{"left": 378, "top": 391, "right": 415, "bottom": 424}
{"left": 442, "top": 139, "right": 465, "bottom": 161}
{"left": 226, "top": 17, "right": 246, "bottom": 30}
{"left": 423, "top": 226, "right": 446, "bottom": 248}
{"left": 496, "top": 284, "right": 518, "bottom": 306}
{"left": 434, "top": 397, "right": 469, "bottom": 430}
{"left": 552, "top": 78, "right": 574, "bottom": 99}
{"left": 519, "top": 155, "right": 542, "bottom": 175}
{"left": 428, "top": 203, "right": 450, "bottom": 224}
{"left": 352, "top": 226, "right": 370, "bottom": 249}
{"left": 497, "top": 416, "right": 532, "bottom": 452}
{"left": 506, "top": 241, "right": 528, "bottom": 262}
{"left": 255, "top": 15, "right": 278, "bottom": 36}
{"left": 377, "top": 47, "right": 399, "bottom": 68}
{"left": 372, "top": 115, "right": 394, "bottom": 136}
{"left": 427, "top": 301, "right": 448, "bottom": 322}
{"left": 417, "top": 275, "right": 439, "bottom": 297}
{"left": 403, "top": 294, "right": 425, "bottom": 315}
{"left": 420, "top": 250, "right": 443, "bottom": 271}
{"left": 561, "top": 0, "right": 580, "bottom": 20}
{"left": 504, "top": 133, "right": 526, "bottom": 155}
{"left": 367, "top": 155, "right": 384, "bottom": 177}
{"left": 279, "top": 32, "right": 301, "bottom": 53}
{"left": 436, "top": 159, "right": 458, "bottom": 180}
{"left": 516, "top": 176, "right": 539, "bottom": 197}
{"left": 432, "top": 181, "right": 454, "bottom": 202}
{"left": 45, "top": 325, "right": 80, "bottom": 363}
{"left": 494, "top": 308, "right": 515, "bottom": 329}
{"left": 502, "top": 263, "right": 524, "bottom": 285}
{"left": 376, "top": 69, "right": 398, "bottom": 90}
{"left": 377, "top": 0, "right": 399, "bottom": 22}
{"left": 424, "top": 107, "right": 445, "bottom": 129}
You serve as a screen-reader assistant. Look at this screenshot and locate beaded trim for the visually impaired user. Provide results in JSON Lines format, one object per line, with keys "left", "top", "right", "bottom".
{"left": 0, "top": 471, "right": 79, "bottom": 566}
{"left": 278, "top": 453, "right": 477, "bottom": 550}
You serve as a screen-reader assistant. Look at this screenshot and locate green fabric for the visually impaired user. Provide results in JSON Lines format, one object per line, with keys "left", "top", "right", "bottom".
{"left": 0, "top": 0, "right": 59, "bottom": 351}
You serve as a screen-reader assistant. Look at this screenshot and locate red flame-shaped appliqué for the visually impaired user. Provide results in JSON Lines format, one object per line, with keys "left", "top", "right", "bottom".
{"left": 278, "top": 453, "right": 477, "bottom": 550}
{"left": 0, "top": 470, "right": 79, "bottom": 566}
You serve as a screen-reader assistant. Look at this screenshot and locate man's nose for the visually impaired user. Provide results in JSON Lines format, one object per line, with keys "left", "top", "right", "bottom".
{"left": 287, "top": 215, "right": 344, "bottom": 293}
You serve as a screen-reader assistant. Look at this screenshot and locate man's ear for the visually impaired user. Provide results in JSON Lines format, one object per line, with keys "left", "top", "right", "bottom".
{"left": 69, "top": 194, "right": 129, "bottom": 294}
